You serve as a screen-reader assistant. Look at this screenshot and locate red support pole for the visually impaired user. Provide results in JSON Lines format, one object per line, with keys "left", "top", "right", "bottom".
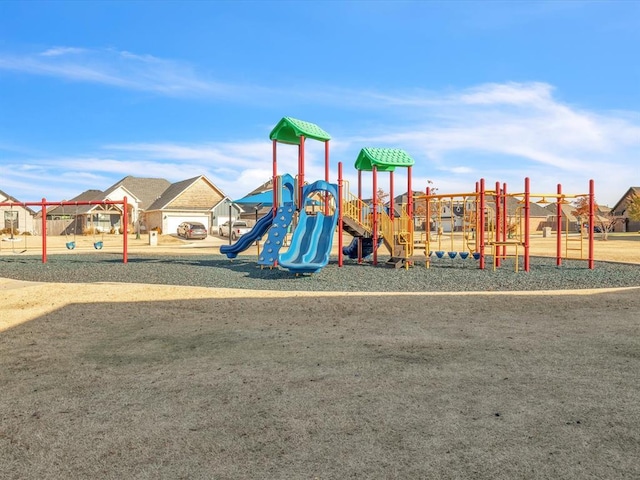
{"left": 389, "top": 171, "right": 394, "bottom": 220}
{"left": 502, "top": 183, "right": 508, "bottom": 244}
{"left": 426, "top": 186, "right": 431, "bottom": 251}
{"left": 325, "top": 141, "right": 330, "bottom": 216}
{"left": 358, "top": 169, "right": 363, "bottom": 263}
{"left": 338, "top": 162, "right": 343, "bottom": 267}
{"left": 298, "top": 136, "right": 305, "bottom": 211}
{"left": 524, "top": 177, "right": 530, "bottom": 272}
{"left": 479, "top": 179, "right": 485, "bottom": 269}
{"left": 495, "top": 181, "right": 501, "bottom": 268}
{"left": 556, "top": 184, "right": 562, "bottom": 267}
{"left": 407, "top": 166, "right": 413, "bottom": 221}
{"left": 122, "top": 196, "right": 127, "bottom": 263}
{"left": 41, "top": 198, "right": 47, "bottom": 264}
{"left": 588, "top": 179, "right": 595, "bottom": 269}
{"left": 372, "top": 166, "right": 378, "bottom": 266}
{"left": 272, "top": 139, "right": 278, "bottom": 216}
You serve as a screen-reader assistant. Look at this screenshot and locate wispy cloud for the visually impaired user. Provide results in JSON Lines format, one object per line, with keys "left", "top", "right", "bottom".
{"left": 0, "top": 47, "right": 253, "bottom": 98}
{"left": 2, "top": 81, "right": 638, "bottom": 205}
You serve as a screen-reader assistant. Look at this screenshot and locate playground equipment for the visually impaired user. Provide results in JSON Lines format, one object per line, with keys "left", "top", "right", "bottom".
{"left": 220, "top": 117, "right": 338, "bottom": 274}
{"left": 218, "top": 116, "right": 596, "bottom": 274}
{"left": 418, "top": 178, "right": 596, "bottom": 271}
{"left": 338, "top": 148, "right": 416, "bottom": 269}
{"left": 278, "top": 180, "right": 339, "bottom": 274}
{"left": 0, "top": 198, "right": 130, "bottom": 263}
{"left": 220, "top": 174, "right": 295, "bottom": 260}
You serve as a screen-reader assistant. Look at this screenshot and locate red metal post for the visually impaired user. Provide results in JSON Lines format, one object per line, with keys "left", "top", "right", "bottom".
{"left": 325, "top": 140, "right": 330, "bottom": 216}
{"left": 556, "top": 184, "right": 562, "bottom": 266}
{"left": 407, "top": 166, "right": 413, "bottom": 222}
{"left": 298, "top": 136, "right": 305, "bottom": 211}
{"left": 123, "top": 197, "right": 128, "bottom": 264}
{"left": 502, "top": 183, "right": 508, "bottom": 244}
{"left": 272, "top": 139, "right": 278, "bottom": 216}
{"left": 41, "top": 198, "right": 47, "bottom": 264}
{"left": 372, "top": 166, "right": 378, "bottom": 266}
{"left": 495, "top": 181, "right": 501, "bottom": 268}
{"left": 358, "top": 169, "right": 363, "bottom": 263}
{"left": 588, "top": 179, "right": 595, "bottom": 269}
{"left": 338, "top": 162, "right": 343, "bottom": 267}
{"left": 479, "top": 179, "right": 485, "bottom": 269}
{"left": 389, "top": 171, "right": 394, "bottom": 220}
{"left": 524, "top": 177, "right": 530, "bottom": 272}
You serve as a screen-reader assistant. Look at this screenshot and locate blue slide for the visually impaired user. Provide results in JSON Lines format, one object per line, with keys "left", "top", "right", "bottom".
{"left": 257, "top": 203, "right": 295, "bottom": 267}
{"left": 278, "top": 180, "right": 339, "bottom": 274}
{"left": 220, "top": 211, "right": 274, "bottom": 259}
{"left": 342, "top": 236, "right": 381, "bottom": 259}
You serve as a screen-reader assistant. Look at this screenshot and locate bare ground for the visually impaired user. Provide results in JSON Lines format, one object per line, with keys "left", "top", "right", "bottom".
{"left": 1, "top": 233, "right": 639, "bottom": 479}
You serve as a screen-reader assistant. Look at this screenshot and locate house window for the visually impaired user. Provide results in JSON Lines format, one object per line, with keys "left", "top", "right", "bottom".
{"left": 4, "top": 210, "right": 18, "bottom": 231}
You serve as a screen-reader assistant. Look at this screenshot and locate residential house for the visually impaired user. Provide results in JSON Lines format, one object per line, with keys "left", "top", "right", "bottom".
{"left": 611, "top": 187, "right": 640, "bottom": 232}
{"left": 145, "top": 175, "right": 229, "bottom": 234}
{"left": 45, "top": 176, "right": 171, "bottom": 235}
{"left": 0, "top": 189, "right": 37, "bottom": 235}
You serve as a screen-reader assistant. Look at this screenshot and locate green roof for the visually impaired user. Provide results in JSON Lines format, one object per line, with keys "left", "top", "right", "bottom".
{"left": 354, "top": 148, "right": 415, "bottom": 172}
{"left": 269, "top": 117, "right": 331, "bottom": 145}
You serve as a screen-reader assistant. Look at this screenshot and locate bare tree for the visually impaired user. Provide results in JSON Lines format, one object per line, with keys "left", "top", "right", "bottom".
{"left": 572, "top": 197, "right": 621, "bottom": 240}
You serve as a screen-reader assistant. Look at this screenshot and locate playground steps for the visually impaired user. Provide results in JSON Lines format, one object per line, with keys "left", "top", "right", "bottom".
{"left": 342, "top": 216, "right": 370, "bottom": 238}
{"left": 384, "top": 243, "right": 409, "bottom": 269}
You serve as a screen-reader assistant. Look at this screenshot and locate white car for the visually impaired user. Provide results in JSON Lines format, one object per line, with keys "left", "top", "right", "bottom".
{"left": 218, "top": 220, "right": 250, "bottom": 240}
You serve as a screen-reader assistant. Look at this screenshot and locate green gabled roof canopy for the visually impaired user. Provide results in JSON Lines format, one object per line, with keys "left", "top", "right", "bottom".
{"left": 269, "top": 117, "right": 331, "bottom": 145}
{"left": 354, "top": 147, "right": 415, "bottom": 172}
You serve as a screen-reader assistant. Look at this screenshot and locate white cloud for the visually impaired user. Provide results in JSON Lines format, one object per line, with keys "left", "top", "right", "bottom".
{"left": 1, "top": 81, "right": 638, "bottom": 207}
{"left": 0, "top": 47, "right": 247, "bottom": 98}
{"left": 40, "top": 46, "right": 86, "bottom": 57}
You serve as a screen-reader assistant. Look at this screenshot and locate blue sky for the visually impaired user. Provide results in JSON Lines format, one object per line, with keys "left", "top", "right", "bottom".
{"left": 1, "top": 0, "right": 639, "bottom": 206}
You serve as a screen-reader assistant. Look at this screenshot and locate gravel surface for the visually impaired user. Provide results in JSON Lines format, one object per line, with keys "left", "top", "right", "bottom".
{"left": 2, "top": 253, "right": 640, "bottom": 292}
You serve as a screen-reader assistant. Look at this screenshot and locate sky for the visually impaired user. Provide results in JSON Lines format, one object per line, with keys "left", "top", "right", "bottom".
{"left": 1, "top": 0, "right": 639, "bottom": 207}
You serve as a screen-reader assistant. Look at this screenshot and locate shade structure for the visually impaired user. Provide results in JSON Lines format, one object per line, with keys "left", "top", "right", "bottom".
{"left": 233, "top": 188, "right": 293, "bottom": 208}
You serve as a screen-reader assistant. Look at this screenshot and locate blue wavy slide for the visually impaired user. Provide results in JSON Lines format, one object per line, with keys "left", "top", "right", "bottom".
{"left": 278, "top": 180, "right": 339, "bottom": 274}
{"left": 220, "top": 211, "right": 274, "bottom": 259}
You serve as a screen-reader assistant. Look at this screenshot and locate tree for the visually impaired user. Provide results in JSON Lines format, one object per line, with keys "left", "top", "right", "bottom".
{"left": 626, "top": 194, "right": 640, "bottom": 222}
{"left": 572, "top": 197, "right": 621, "bottom": 240}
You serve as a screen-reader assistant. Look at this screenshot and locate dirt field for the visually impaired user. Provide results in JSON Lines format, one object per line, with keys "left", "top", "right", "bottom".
{"left": 1, "top": 232, "right": 639, "bottom": 478}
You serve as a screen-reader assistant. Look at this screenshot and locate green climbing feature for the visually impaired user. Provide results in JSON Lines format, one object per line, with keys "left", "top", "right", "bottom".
{"left": 354, "top": 147, "right": 415, "bottom": 172}
{"left": 269, "top": 117, "right": 331, "bottom": 145}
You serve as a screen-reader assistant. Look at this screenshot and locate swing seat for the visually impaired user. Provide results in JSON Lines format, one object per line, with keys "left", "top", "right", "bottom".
{"left": 448, "top": 251, "right": 457, "bottom": 259}
{"left": 435, "top": 251, "right": 445, "bottom": 258}
{"left": 94, "top": 241, "right": 103, "bottom": 250}
{"left": 472, "top": 252, "right": 481, "bottom": 260}
{"left": 459, "top": 252, "right": 470, "bottom": 260}
{"left": 66, "top": 241, "right": 76, "bottom": 250}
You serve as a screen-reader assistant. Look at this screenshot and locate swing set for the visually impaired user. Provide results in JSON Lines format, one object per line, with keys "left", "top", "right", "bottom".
{"left": 0, "top": 197, "right": 130, "bottom": 263}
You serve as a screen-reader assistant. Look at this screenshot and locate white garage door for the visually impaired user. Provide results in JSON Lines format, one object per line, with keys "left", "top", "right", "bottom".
{"left": 165, "top": 215, "right": 210, "bottom": 235}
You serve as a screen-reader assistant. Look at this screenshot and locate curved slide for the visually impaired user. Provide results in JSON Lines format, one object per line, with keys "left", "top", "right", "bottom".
{"left": 278, "top": 180, "right": 339, "bottom": 274}
{"left": 220, "top": 211, "right": 274, "bottom": 259}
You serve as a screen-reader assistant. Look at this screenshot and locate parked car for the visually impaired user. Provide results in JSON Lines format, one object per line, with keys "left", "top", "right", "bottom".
{"left": 177, "top": 222, "right": 208, "bottom": 240}
{"left": 218, "top": 220, "right": 250, "bottom": 240}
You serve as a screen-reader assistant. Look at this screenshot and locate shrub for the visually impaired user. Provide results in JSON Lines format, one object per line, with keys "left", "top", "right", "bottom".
{"left": 151, "top": 226, "right": 163, "bottom": 235}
